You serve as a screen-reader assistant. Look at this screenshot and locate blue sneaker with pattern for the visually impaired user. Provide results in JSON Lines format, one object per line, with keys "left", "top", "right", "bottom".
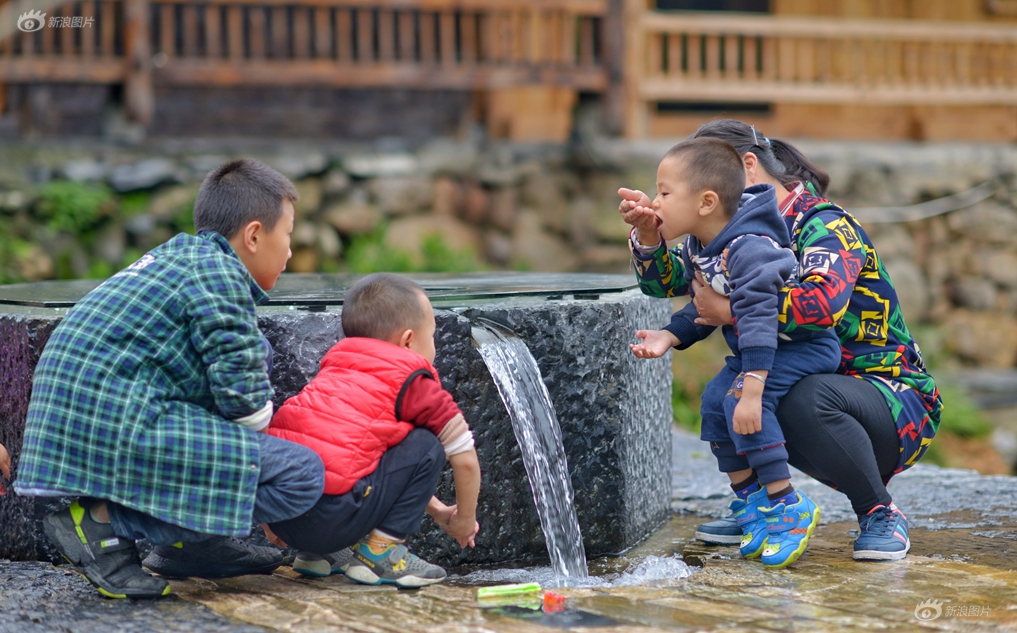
{"left": 853, "top": 503, "right": 910, "bottom": 561}
{"left": 731, "top": 486, "right": 771, "bottom": 559}
{"left": 760, "top": 491, "right": 821, "bottom": 569}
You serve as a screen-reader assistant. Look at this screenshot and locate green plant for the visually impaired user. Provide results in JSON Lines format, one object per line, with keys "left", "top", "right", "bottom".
{"left": 420, "top": 234, "right": 480, "bottom": 273}
{"left": 934, "top": 384, "right": 992, "bottom": 439}
{"left": 344, "top": 226, "right": 480, "bottom": 274}
{"left": 119, "top": 191, "right": 151, "bottom": 217}
{"left": 672, "top": 380, "right": 701, "bottom": 433}
{"left": 345, "top": 227, "right": 415, "bottom": 273}
{"left": 35, "top": 181, "right": 115, "bottom": 234}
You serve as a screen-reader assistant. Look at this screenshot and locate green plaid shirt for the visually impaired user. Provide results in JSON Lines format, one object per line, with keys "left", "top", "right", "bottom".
{"left": 16, "top": 231, "right": 273, "bottom": 535}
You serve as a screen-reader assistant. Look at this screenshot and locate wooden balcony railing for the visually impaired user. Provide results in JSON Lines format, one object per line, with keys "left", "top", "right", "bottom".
{"left": 0, "top": 0, "right": 608, "bottom": 122}
{"left": 626, "top": 11, "right": 1017, "bottom": 136}
{"left": 147, "top": 0, "right": 607, "bottom": 88}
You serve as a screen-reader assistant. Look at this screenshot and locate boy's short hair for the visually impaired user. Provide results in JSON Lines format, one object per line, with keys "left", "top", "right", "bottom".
{"left": 665, "top": 137, "right": 745, "bottom": 217}
{"left": 342, "top": 273, "right": 428, "bottom": 341}
{"left": 193, "top": 159, "right": 299, "bottom": 239}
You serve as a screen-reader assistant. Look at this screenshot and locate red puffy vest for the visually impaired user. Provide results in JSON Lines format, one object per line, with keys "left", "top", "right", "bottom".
{"left": 268, "top": 337, "right": 438, "bottom": 495}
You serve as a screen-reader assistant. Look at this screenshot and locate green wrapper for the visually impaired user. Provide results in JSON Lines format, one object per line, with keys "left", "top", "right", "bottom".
{"left": 476, "top": 583, "right": 542, "bottom": 598}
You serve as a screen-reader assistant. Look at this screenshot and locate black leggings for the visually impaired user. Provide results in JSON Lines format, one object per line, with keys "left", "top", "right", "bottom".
{"left": 776, "top": 374, "right": 899, "bottom": 517}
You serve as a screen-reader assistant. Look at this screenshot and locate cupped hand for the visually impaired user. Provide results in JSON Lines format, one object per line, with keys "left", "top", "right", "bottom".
{"left": 618, "top": 188, "right": 662, "bottom": 242}
{"left": 630, "top": 330, "right": 678, "bottom": 359}
{"left": 692, "top": 274, "right": 734, "bottom": 326}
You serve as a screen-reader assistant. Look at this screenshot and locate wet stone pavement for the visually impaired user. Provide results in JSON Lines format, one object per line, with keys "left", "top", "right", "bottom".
{"left": 3, "top": 428, "right": 1017, "bottom": 632}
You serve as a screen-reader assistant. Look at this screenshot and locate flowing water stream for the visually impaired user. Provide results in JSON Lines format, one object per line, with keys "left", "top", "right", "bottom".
{"left": 472, "top": 321, "right": 589, "bottom": 585}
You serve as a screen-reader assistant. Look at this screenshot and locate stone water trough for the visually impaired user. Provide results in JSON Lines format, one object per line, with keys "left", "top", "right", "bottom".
{"left": 0, "top": 272, "right": 673, "bottom": 568}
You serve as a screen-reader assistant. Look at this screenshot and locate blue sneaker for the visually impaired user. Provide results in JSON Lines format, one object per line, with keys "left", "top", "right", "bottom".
{"left": 694, "top": 513, "right": 741, "bottom": 545}
{"left": 853, "top": 504, "right": 910, "bottom": 561}
{"left": 731, "top": 486, "right": 771, "bottom": 558}
{"left": 760, "top": 491, "right": 821, "bottom": 569}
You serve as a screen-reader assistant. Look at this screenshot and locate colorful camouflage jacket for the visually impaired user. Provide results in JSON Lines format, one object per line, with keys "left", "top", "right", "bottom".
{"left": 632, "top": 185, "right": 942, "bottom": 475}
{"left": 17, "top": 231, "right": 272, "bottom": 535}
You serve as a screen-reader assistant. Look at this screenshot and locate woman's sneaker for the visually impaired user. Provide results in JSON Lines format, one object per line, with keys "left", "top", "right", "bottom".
{"left": 292, "top": 548, "right": 354, "bottom": 577}
{"left": 732, "top": 486, "right": 770, "bottom": 558}
{"left": 853, "top": 504, "right": 910, "bottom": 561}
{"left": 44, "top": 500, "right": 170, "bottom": 599}
{"left": 759, "top": 492, "right": 821, "bottom": 569}
{"left": 345, "top": 542, "right": 446, "bottom": 588}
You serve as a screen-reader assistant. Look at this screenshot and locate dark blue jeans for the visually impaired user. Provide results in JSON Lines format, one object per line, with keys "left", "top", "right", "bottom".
{"left": 700, "top": 333, "right": 841, "bottom": 485}
{"left": 268, "top": 428, "right": 445, "bottom": 556}
{"left": 107, "top": 432, "right": 325, "bottom": 546}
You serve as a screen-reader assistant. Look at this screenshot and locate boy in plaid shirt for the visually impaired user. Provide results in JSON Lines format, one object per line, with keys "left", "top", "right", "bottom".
{"left": 15, "top": 159, "right": 325, "bottom": 599}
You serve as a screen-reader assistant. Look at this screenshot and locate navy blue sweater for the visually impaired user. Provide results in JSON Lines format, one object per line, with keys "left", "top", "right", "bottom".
{"left": 663, "top": 184, "right": 798, "bottom": 372}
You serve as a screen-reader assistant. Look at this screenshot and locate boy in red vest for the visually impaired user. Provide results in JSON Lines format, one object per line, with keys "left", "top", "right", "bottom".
{"left": 265, "top": 273, "right": 481, "bottom": 587}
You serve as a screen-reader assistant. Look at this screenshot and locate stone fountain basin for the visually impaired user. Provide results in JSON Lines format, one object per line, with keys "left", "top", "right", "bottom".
{"left": 0, "top": 272, "right": 673, "bottom": 567}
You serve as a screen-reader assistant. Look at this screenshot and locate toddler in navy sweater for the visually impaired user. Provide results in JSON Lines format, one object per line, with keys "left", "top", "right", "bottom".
{"left": 629, "top": 137, "right": 840, "bottom": 569}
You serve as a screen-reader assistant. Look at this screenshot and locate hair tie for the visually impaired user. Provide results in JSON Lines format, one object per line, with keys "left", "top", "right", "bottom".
{"left": 764, "top": 136, "right": 771, "bottom": 147}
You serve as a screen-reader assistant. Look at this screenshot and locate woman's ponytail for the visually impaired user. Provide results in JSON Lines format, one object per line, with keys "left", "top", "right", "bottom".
{"left": 768, "top": 138, "right": 830, "bottom": 197}
{"left": 693, "top": 119, "right": 830, "bottom": 197}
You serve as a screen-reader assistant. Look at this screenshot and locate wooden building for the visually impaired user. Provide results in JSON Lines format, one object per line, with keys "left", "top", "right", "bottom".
{"left": 1, "top": 0, "right": 1017, "bottom": 140}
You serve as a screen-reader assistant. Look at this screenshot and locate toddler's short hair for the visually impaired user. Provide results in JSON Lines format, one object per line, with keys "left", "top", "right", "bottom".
{"left": 342, "top": 273, "right": 428, "bottom": 341}
{"left": 665, "top": 137, "right": 745, "bottom": 217}
{"left": 193, "top": 159, "right": 299, "bottom": 239}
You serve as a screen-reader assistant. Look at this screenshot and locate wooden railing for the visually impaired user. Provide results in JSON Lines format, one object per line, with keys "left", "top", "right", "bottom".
{"left": 626, "top": 11, "right": 1017, "bottom": 136}
{"left": 0, "top": 0, "right": 608, "bottom": 122}
{"left": 147, "top": 0, "right": 607, "bottom": 88}
{"left": 0, "top": 0, "right": 127, "bottom": 82}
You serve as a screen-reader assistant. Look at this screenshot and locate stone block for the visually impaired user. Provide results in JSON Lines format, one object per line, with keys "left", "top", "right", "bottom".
{"left": 0, "top": 284, "right": 672, "bottom": 568}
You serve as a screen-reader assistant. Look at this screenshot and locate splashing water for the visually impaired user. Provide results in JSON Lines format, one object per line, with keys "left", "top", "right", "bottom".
{"left": 472, "top": 322, "right": 588, "bottom": 585}
{"left": 451, "top": 555, "right": 694, "bottom": 588}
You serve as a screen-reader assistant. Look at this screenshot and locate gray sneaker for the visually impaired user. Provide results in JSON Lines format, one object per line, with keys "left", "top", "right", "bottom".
{"left": 345, "top": 542, "right": 446, "bottom": 588}
{"left": 292, "top": 548, "right": 354, "bottom": 577}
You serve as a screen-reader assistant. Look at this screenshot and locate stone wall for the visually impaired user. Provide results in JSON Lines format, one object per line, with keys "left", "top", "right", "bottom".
{"left": 0, "top": 290, "right": 673, "bottom": 566}
{"left": 3, "top": 137, "right": 1017, "bottom": 370}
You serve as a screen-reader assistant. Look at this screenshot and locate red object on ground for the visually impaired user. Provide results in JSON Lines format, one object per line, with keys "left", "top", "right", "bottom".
{"left": 543, "top": 591, "right": 566, "bottom": 612}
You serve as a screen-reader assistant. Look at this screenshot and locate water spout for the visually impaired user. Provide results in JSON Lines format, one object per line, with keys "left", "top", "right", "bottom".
{"left": 472, "top": 320, "right": 589, "bottom": 585}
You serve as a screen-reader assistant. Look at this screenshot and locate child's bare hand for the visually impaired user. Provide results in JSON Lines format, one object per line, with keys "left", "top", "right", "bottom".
{"left": 732, "top": 397, "right": 763, "bottom": 435}
{"left": 260, "top": 522, "right": 288, "bottom": 548}
{"left": 618, "top": 188, "right": 662, "bottom": 245}
{"left": 630, "top": 330, "right": 678, "bottom": 359}
{"left": 0, "top": 443, "right": 10, "bottom": 496}
{"left": 444, "top": 508, "right": 479, "bottom": 548}
{"left": 429, "top": 500, "right": 456, "bottom": 527}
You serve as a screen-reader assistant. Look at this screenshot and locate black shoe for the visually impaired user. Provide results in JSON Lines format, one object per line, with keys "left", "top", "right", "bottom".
{"left": 44, "top": 500, "right": 170, "bottom": 599}
{"left": 143, "top": 535, "right": 283, "bottom": 579}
